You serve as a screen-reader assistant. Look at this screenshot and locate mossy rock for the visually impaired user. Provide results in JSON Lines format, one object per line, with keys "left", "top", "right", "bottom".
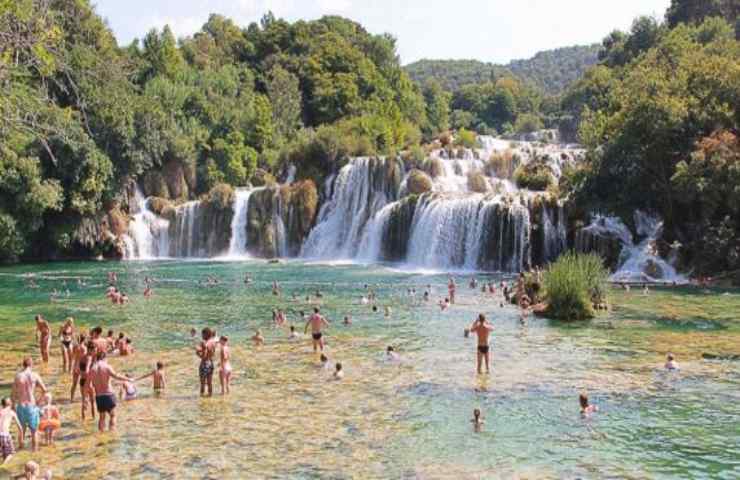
{"left": 205, "top": 183, "right": 236, "bottom": 211}
{"left": 107, "top": 208, "right": 129, "bottom": 237}
{"left": 251, "top": 169, "right": 277, "bottom": 187}
{"left": 467, "top": 172, "right": 489, "bottom": 193}
{"left": 163, "top": 160, "right": 189, "bottom": 200}
{"left": 143, "top": 170, "right": 169, "bottom": 199}
{"left": 147, "top": 197, "right": 173, "bottom": 216}
{"left": 407, "top": 169, "right": 433, "bottom": 194}
{"left": 514, "top": 162, "right": 555, "bottom": 191}
{"left": 424, "top": 158, "right": 444, "bottom": 178}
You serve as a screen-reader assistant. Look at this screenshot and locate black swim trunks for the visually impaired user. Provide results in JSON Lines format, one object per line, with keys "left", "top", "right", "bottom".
{"left": 312, "top": 332, "right": 323, "bottom": 340}
{"left": 199, "top": 359, "right": 214, "bottom": 379}
{"left": 477, "top": 345, "right": 489, "bottom": 354}
{"left": 95, "top": 393, "right": 117, "bottom": 413}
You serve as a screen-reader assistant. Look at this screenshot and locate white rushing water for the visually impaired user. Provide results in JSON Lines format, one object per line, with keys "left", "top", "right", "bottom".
{"left": 124, "top": 187, "right": 170, "bottom": 259}
{"left": 226, "top": 189, "right": 255, "bottom": 257}
{"left": 301, "top": 157, "right": 397, "bottom": 259}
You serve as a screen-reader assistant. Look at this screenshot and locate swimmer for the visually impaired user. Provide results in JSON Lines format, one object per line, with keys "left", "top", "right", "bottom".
{"left": 304, "top": 307, "right": 329, "bottom": 352}
{"left": 252, "top": 329, "right": 265, "bottom": 347}
{"left": 119, "top": 338, "right": 134, "bottom": 356}
{"left": 579, "top": 393, "right": 598, "bottom": 414}
{"left": 143, "top": 285, "right": 152, "bottom": 298}
{"left": 469, "top": 277, "right": 477, "bottom": 289}
{"left": 360, "top": 296, "right": 369, "bottom": 305}
{"left": 275, "top": 309, "right": 286, "bottom": 327}
{"left": 384, "top": 306, "right": 392, "bottom": 318}
{"left": 319, "top": 354, "right": 330, "bottom": 371}
{"left": 643, "top": 284, "right": 650, "bottom": 295}
{"left": 0, "top": 397, "right": 21, "bottom": 465}
{"left": 136, "top": 362, "right": 166, "bottom": 392}
{"left": 372, "top": 305, "right": 378, "bottom": 313}
{"left": 664, "top": 353, "right": 679, "bottom": 370}
{"left": 469, "top": 314, "right": 493, "bottom": 374}
{"left": 423, "top": 290, "right": 430, "bottom": 302}
{"left": 343, "top": 315, "right": 352, "bottom": 325}
{"left": 219, "top": 336, "right": 232, "bottom": 395}
{"left": 386, "top": 346, "right": 400, "bottom": 361}
{"left": 190, "top": 328, "right": 197, "bottom": 338}
{"left": 38, "top": 394, "right": 61, "bottom": 446}
{"left": 448, "top": 277, "right": 456, "bottom": 304}
{"left": 12, "top": 357, "right": 47, "bottom": 451}
{"left": 463, "top": 328, "right": 470, "bottom": 338}
{"left": 439, "top": 298, "right": 450, "bottom": 311}
{"left": 471, "top": 408, "right": 484, "bottom": 432}
{"left": 272, "top": 280, "right": 280, "bottom": 296}
{"left": 288, "top": 325, "right": 301, "bottom": 339}
{"left": 332, "top": 362, "right": 344, "bottom": 380}
{"left": 89, "top": 351, "right": 132, "bottom": 431}
{"left": 59, "top": 317, "right": 74, "bottom": 373}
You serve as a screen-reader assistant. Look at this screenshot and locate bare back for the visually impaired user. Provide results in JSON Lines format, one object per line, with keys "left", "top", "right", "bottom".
{"left": 13, "top": 369, "right": 40, "bottom": 405}
{"left": 308, "top": 313, "right": 325, "bottom": 333}
{"left": 90, "top": 361, "right": 116, "bottom": 395}
{"left": 471, "top": 322, "right": 493, "bottom": 346}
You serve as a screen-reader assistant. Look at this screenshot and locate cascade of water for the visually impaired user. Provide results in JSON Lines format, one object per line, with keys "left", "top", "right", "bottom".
{"left": 227, "top": 189, "right": 255, "bottom": 257}
{"left": 541, "top": 204, "right": 567, "bottom": 262}
{"left": 611, "top": 212, "right": 687, "bottom": 283}
{"left": 125, "top": 187, "right": 170, "bottom": 259}
{"left": 301, "top": 158, "right": 398, "bottom": 259}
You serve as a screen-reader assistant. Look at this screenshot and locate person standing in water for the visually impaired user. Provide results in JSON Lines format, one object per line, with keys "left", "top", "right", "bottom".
{"left": 196, "top": 328, "right": 217, "bottom": 396}
{"left": 469, "top": 314, "right": 493, "bottom": 374}
{"left": 0, "top": 397, "right": 22, "bottom": 465}
{"left": 304, "top": 307, "right": 330, "bottom": 352}
{"left": 448, "top": 277, "right": 456, "bottom": 304}
{"left": 58, "top": 318, "right": 74, "bottom": 373}
{"left": 471, "top": 408, "right": 484, "bottom": 432}
{"left": 89, "top": 351, "right": 132, "bottom": 432}
{"left": 579, "top": 393, "right": 598, "bottom": 415}
{"left": 219, "top": 336, "right": 232, "bottom": 395}
{"left": 12, "top": 357, "right": 47, "bottom": 451}
{"left": 664, "top": 353, "right": 679, "bottom": 370}
{"left": 35, "top": 315, "right": 51, "bottom": 363}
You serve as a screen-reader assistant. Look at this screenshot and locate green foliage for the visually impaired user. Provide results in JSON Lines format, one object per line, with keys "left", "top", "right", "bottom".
{"left": 544, "top": 252, "right": 609, "bottom": 320}
{"left": 205, "top": 183, "right": 236, "bottom": 211}
{"left": 422, "top": 80, "right": 451, "bottom": 137}
{"left": 666, "top": 0, "right": 737, "bottom": 27}
{"left": 265, "top": 64, "right": 302, "bottom": 137}
{"left": 514, "top": 113, "right": 544, "bottom": 134}
{"left": 405, "top": 45, "right": 600, "bottom": 95}
{"left": 0, "top": 212, "right": 26, "bottom": 262}
{"left": 455, "top": 128, "right": 479, "bottom": 148}
{"left": 211, "top": 132, "right": 258, "bottom": 186}
{"left": 514, "top": 162, "right": 554, "bottom": 190}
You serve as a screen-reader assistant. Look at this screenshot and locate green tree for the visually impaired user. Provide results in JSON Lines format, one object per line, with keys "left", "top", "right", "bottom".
{"left": 265, "top": 64, "right": 302, "bottom": 138}
{"left": 422, "top": 80, "right": 451, "bottom": 136}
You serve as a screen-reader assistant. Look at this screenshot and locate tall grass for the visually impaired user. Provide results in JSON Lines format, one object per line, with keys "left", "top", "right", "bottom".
{"left": 544, "top": 252, "right": 609, "bottom": 320}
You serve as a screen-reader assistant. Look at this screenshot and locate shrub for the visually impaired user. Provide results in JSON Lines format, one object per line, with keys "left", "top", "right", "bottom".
{"left": 467, "top": 171, "right": 489, "bottom": 193}
{"left": 455, "top": 128, "right": 479, "bottom": 148}
{"left": 439, "top": 132, "right": 452, "bottom": 146}
{"left": 147, "top": 197, "right": 172, "bottom": 215}
{"left": 407, "top": 169, "right": 433, "bottom": 194}
{"left": 514, "top": 162, "right": 554, "bottom": 190}
{"left": 514, "top": 113, "right": 544, "bottom": 134}
{"left": 0, "top": 213, "right": 26, "bottom": 262}
{"left": 544, "top": 252, "right": 609, "bottom": 320}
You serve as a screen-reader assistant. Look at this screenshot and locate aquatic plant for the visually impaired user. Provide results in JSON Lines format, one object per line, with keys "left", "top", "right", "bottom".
{"left": 544, "top": 251, "right": 609, "bottom": 320}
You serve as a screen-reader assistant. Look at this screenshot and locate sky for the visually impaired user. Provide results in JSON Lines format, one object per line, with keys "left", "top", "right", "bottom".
{"left": 94, "top": 0, "right": 671, "bottom": 65}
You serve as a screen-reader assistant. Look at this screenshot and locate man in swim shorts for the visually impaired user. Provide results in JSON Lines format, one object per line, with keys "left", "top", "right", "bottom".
{"left": 469, "top": 314, "right": 493, "bottom": 374}
{"left": 196, "top": 328, "right": 217, "bottom": 396}
{"left": 11, "top": 357, "right": 47, "bottom": 452}
{"left": 304, "top": 307, "right": 330, "bottom": 352}
{"left": 0, "top": 398, "right": 22, "bottom": 465}
{"left": 89, "top": 351, "right": 131, "bottom": 432}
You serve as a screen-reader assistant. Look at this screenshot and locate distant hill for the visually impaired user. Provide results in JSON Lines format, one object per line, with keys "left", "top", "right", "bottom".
{"left": 405, "top": 44, "right": 601, "bottom": 95}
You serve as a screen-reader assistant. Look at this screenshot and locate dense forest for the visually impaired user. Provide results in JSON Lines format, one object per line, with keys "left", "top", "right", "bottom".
{"left": 405, "top": 45, "right": 601, "bottom": 95}
{"left": 0, "top": 0, "right": 738, "bottom": 276}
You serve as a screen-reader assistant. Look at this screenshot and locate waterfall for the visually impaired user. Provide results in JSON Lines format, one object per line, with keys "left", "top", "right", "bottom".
{"left": 301, "top": 157, "right": 400, "bottom": 259}
{"left": 404, "top": 194, "right": 532, "bottom": 271}
{"left": 541, "top": 204, "right": 567, "bottom": 263}
{"left": 611, "top": 212, "right": 687, "bottom": 283}
{"left": 227, "top": 189, "right": 255, "bottom": 257}
{"left": 124, "top": 187, "right": 170, "bottom": 259}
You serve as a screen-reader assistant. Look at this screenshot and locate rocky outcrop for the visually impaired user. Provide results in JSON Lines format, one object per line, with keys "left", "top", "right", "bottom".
{"left": 247, "top": 181, "right": 319, "bottom": 258}
{"left": 167, "top": 184, "right": 235, "bottom": 257}
{"left": 467, "top": 171, "right": 489, "bottom": 193}
{"left": 143, "top": 160, "right": 192, "bottom": 200}
{"left": 407, "top": 169, "right": 433, "bottom": 194}
{"left": 380, "top": 195, "right": 418, "bottom": 261}
{"left": 575, "top": 223, "right": 624, "bottom": 270}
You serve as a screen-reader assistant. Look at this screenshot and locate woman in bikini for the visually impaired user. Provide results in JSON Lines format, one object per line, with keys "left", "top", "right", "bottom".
{"left": 58, "top": 318, "right": 75, "bottom": 373}
{"left": 35, "top": 315, "right": 51, "bottom": 363}
{"left": 219, "top": 336, "right": 232, "bottom": 395}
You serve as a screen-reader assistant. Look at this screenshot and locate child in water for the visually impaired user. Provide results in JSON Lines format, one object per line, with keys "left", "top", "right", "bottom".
{"left": 579, "top": 393, "right": 598, "bottom": 414}
{"left": 252, "top": 329, "right": 265, "bottom": 347}
{"left": 471, "top": 408, "right": 484, "bottom": 432}
{"left": 23, "top": 461, "right": 52, "bottom": 480}
{"left": 136, "top": 362, "right": 166, "bottom": 392}
{"left": 332, "top": 362, "right": 344, "bottom": 380}
{"left": 664, "top": 353, "right": 679, "bottom": 370}
{"left": 219, "top": 336, "right": 232, "bottom": 395}
{"left": 38, "top": 394, "right": 61, "bottom": 446}
{"left": 119, "top": 374, "right": 138, "bottom": 401}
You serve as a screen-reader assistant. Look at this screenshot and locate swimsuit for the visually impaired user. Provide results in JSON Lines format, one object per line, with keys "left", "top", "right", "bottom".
{"left": 477, "top": 345, "right": 489, "bottom": 354}
{"left": 95, "top": 393, "right": 117, "bottom": 413}
{"left": 16, "top": 404, "right": 40, "bottom": 431}
{"left": 61, "top": 340, "right": 72, "bottom": 348}
{"left": 123, "top": 383, "right": 138, "bottom": 401}
{"left": 0, "top": 432, "right": 14, "bottom": 459}
{"left": 38, "top": 408, "right": 61, "bottom": 432}
{"left": 312, "top": 332, "right": 323, "bottom": 340}
{"left": 199, "top": 359, "right": 214, "bottom": 379}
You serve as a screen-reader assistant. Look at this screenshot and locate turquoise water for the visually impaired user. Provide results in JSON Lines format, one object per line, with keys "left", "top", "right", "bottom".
{"left": 0, "top": 260, "right": 738, "bottom": 479}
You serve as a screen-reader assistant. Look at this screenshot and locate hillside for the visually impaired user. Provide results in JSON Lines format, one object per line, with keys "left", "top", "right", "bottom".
{"left": 405, "top": 44, "right": 600, "bottom": 95}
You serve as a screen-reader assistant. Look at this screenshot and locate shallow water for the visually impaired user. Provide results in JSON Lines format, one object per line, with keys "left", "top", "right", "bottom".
{"left": 0, "top": 260, "right": 738, "bottom": 479}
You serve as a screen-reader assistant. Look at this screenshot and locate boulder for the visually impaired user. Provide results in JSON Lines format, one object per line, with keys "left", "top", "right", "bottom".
{"left": 407, "top": 169, "right": 433, "bottom": 194}
{"left": 467, "top": 171, "right": 489, "bottom": 193}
